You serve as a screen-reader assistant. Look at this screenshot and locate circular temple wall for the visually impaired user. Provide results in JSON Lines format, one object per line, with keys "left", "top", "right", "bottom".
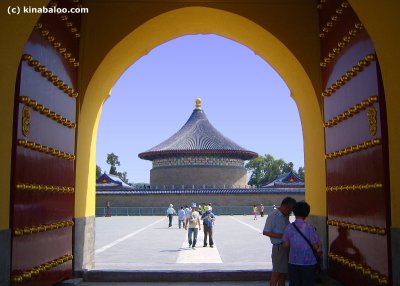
{"left": 150, "top": 166, "right": 248, "bottom": 188}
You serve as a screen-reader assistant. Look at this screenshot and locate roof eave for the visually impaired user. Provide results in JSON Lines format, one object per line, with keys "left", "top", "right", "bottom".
{"left": 138, "top": 149, "right": 258, "bottom": 161}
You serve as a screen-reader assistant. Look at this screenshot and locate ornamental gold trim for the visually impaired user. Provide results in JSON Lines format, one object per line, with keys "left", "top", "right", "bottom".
{"left": 34, "top": 23, "right": 79, "bottom": 67}
{"left": 11, "top": 254, "right": 73, "bottom": 283}
{"left": 367, "top": 106, "right": 378, "bottom": 136}
{"left": 320, "top": 22, "right": 364, "bottom": 68}
{"left": 319, "top": 2, "right": 349, "bottom": 38}
{"left": 322, "top": 54, "right": 375, "bottom": 97}
{"left": 325, "top": 138, "right": 381, "bottom": 159}
{"left": 327, "top": 219, "right": 386, "bottom": 235}
{"left": 17, "top": 139, "right": 75, "bottom": 160}
{"left": 13, "top": 220, "right": 74, "bottom": 237}
{"left": 22, "top": 54, "right": 79, "bottom": 98}
{"left": 326, "top": 182, "right": 382, "bottom": 192}
{"left": 316, "top": 0, "right": 327, "bottom": 10}
{"left": 19, "top": 96, "right": 76, "bottom": 128}
{"left": 21, "top": 106, "right": 31, "bottom": 136}
{"left": 328, "top": 252, "right": 389, "bottom": 285}
{"left": 59, "top": 15, "right": 81, "bottom": 39}
{"left": 16, "top": 183, "right": 74, "bottom": 193}
{"left": 324, "top": 96, "right": 378, "bottom": 128}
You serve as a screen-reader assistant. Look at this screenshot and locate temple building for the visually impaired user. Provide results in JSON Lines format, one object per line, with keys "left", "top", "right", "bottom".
{"left": 138, "top": 99, "right": 258, "bottom": 189}
{"left": 96, "top": 173, "right": 134, "bottom": 191}
{"left": 262, "top": 171, "right": 305, "bottom": 189}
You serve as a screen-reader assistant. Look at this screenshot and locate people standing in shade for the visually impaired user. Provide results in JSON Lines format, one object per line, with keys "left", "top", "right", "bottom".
{"left": 263, "top": 197, "right": 297, "bottom": 286}
{"left": 166, "top": 204, "right": 176, "bottom": 228}
{"left": 260, "top": 204, "right": 265, "bottom": 217}
{"left": 283, "top": 201, "right": 322, "bottom": 286}
{"left": 253, "top": 204, "right": 259, "bottom": 220}
{"left": 177, "top": 206, "right": 186, "bottom": 229}
{"left": 201, "top": 206, "right": 215, "bottom": 247}
{"left": 185, "top": 202, "right": 201, "bottom": 249}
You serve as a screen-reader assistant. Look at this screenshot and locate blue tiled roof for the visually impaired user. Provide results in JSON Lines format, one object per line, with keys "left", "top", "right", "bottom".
{"left": 96, "top": 188, "right": 304, "bottom": 195}
{"left": 263, "top": 171, "right": 305, "bottom": 187}
{"left": 138, "top": 108, "right": 257, "bottom": 160}
{"left": 96, "top": 173, "right": 131, "bottom": 187}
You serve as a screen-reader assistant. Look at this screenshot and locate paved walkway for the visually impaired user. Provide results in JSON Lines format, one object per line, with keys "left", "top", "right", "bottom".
{"left": 94, "top": 215, "right": 271, "bottom": 271}
{"left": 64, "top": 215, "right": 343, "bottom": 285}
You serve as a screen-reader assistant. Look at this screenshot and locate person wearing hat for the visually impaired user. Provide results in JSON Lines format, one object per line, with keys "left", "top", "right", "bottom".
{"left": 185, "top": 202, "right": 201, "bottom": 249}
{"left": 166, "top": 204, "right": 176, "bottom": 228}
{"left": 201, "top": 205, "right": 216, "bottom": 247}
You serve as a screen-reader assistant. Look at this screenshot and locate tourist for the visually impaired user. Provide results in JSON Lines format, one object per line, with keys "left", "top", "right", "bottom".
{"left": 253, "top": 204, "right": 258, "bottom": 220}
{"left": 283, "top": 201, "right": 322, "bottom": 286}
{"left": 263, "top": 197, "right": 297, "bottom": 286}
{"left": 166, "top": 204, "right": 176, "bottom": 228}
{"left": 185, "top": 202, "right": 201, "bottom": 249}
{"left": 184, "top": 205, "right": 190, "bottom": 218}
{"left": 260, "top": 204, "right": 265, "bottom": 217}
{"left": 177, "top": 206, "right": 186, "bottom": 229}
{"left": 201, "top": 202, "right": 207, "bottom": 214}
{"left": 201, "top": 206, "right": 215, "bottom": 247}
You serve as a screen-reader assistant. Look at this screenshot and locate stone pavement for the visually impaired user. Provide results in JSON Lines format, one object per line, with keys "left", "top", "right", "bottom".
{"left": 63, "top": 215, "right": 343, "bottom": 285}
{"left": 94, "top": 215, "right": 270, "bottom": 271}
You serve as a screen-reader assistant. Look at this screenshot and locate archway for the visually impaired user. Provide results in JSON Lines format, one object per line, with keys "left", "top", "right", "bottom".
{"left": 3, "top": 1, "right": 398, "bottom": 284}
{"left": 75, "top": 6, "right": 325, "bottom": 270}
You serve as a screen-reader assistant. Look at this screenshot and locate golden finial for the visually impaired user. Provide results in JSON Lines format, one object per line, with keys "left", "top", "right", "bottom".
{"left": 195, "top": 98, "right": 202, "bottom": 110}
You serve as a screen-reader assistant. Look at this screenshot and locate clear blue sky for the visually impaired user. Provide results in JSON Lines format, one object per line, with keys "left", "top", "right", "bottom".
{"left": 96, "top": 34, "right": 303, "bottom": 184}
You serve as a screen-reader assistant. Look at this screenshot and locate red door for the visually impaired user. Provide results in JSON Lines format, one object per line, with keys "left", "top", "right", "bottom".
{"left": 319, "top": 1, "right": 391, "bottom": 285}
{"left": 10, "top": 1, "right": 80, "bottom": 285}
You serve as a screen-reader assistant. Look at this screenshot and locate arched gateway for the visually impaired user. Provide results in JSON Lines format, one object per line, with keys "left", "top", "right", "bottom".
{"left": 0, "top": 1, "right": 399, "bottom": 285}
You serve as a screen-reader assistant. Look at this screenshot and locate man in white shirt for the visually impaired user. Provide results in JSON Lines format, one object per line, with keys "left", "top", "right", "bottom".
{"left": 185, "top": 202, "right": 201, "bottom": 249}
{"left": 263, "top": 197, "right": 296, "bottom": 286}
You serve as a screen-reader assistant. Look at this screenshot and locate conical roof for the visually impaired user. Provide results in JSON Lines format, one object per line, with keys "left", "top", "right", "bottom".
{"left": 138, "top": 99, "right": 258, "bottom": 161}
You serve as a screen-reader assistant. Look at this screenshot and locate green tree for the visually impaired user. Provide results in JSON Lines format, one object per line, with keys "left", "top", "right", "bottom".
{"left": 282, "top": 162, "right": 294, "bottom": 173}
{"left": 246, "top": 154, "right": 284, "bottom": 187}
{"left": 297, "top": 166, "right": 305, "bottom": 180}
{"left": 116, "top": 171, "right": 128, "bottom": 184}
{"left": 96, "top": 165, "right": 102, "bottom": 179}
{"left": 105, "top": 153, "right": 129, "bottom": 183}
{"left": 245, "top": 156, "right": 266, "bottom": 187}
{"left": 245, "top": 154, "right": 303, "bottom": 187}
{"left": 106, "top": 153, "right": 120, "bottom": 175}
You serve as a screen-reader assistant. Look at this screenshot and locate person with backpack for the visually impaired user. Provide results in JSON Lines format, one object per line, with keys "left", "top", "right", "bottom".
{"left": 201, "top": 206, "right": 215, "bottom": 247}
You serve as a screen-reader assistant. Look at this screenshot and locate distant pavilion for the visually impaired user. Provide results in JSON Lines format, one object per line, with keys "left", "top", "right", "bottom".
{"left": 138, "top": 99, "right": 258, "bottom": 189}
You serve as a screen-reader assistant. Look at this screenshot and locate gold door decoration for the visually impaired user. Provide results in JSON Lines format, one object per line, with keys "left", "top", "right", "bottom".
{"left": 22, "top": 105, "right": 31, "bottom": 137}
{"left": 368, "top": 106, "right": 377, "bottom": 136}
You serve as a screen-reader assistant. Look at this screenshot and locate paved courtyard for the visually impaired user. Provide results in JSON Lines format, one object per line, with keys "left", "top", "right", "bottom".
{"left": 62, "top": 214, "right": 344, "bottom": 285}
{"left": 95, "top": 215, "right": 273, "bottom": 271}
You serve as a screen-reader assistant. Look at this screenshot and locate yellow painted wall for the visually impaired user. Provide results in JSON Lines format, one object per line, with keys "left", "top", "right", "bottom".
{"left": 350, "top": 0, "right": 400, "bottom": 228}
{"left": 2, "top": 1, "right": 398, "bottom": 229}
{"left": 76, "top": 4, "right": 326, "bottom": 218}
{"left": 0, "top": 0, "right": 48, "bottom": 230}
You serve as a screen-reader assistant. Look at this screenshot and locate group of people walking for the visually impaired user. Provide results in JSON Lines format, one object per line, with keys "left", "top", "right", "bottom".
{"left": 167, "top": 197, "right": 322, "bottom": 285}
{"left": 166, "top": 202, "right": 215, "bottom": 249}
{"left": 263, "top": 197, "right": 322, "bottom": 286}
{"left": 252, "top": 203, "right": 265, "bottom": 220}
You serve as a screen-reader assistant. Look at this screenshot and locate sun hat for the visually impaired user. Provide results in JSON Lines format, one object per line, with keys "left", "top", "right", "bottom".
{"left": 169, "top": 204, "right": 173, "bottom": 207}
{"left": 206, "top": 206, "right": 212, "bottom": 211}
{"left": 191, "top": 202, "right": 197, "bottom": 208}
